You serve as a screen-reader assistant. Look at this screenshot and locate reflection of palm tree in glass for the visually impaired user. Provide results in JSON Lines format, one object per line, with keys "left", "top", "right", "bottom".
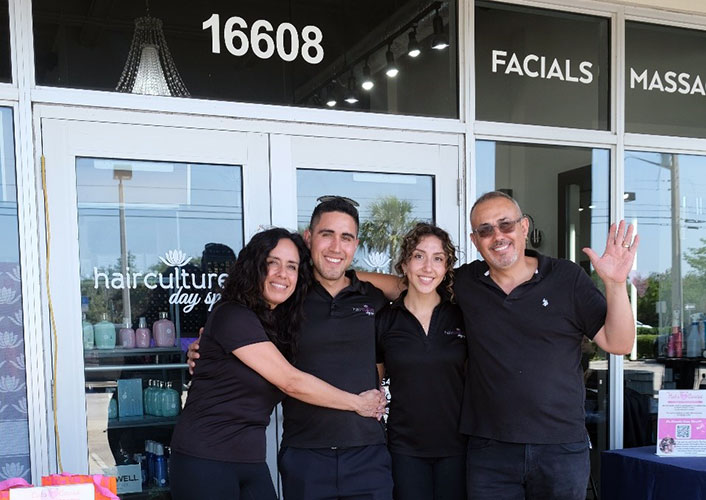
{"left": 359, "top": 196, "right": 417, "bottom": 273}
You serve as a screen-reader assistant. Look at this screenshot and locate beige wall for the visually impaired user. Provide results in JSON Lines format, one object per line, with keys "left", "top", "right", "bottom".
{"left": 606, "top": 0, "right": 706, "bottom": 15}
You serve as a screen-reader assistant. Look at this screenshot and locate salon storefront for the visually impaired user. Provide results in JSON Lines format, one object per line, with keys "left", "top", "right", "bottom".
{"left": 1, "top": 0, "right": 705, "bottom": 498}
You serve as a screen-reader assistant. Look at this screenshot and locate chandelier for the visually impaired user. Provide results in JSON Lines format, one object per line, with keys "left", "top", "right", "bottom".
{"left": 116, "top": 14, "right": 189, "bottom": 97}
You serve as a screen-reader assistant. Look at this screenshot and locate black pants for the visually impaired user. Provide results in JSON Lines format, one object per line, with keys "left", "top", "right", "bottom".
{"left": 390, "top": 452, "right": 466, "bottom": 500}
{"left": 169, "top": 451, "right": 277, "bottom": 500}
{"left": 279, "top": 444, "right": 393, "bottom": 500}
{"left": 465, "top": 436, "right": 590, "bottom": 500}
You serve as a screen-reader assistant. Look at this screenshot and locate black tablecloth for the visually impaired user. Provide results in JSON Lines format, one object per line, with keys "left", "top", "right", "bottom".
{"left": 602, "top": 445, "right": 706, "bottom": 500}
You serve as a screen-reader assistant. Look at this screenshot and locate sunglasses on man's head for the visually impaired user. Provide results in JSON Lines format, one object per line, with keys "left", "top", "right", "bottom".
{"left": 472, "top": 216, "right": 524, "bottom": 238}
{"left": 316, "top": 195, "right": 360, "bottom": 207}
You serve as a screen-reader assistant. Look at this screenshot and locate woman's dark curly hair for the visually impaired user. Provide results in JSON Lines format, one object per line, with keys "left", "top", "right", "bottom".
{"left": 220, "top": 228, "right": 312, "bottom": 358}
{"left": 394, "top": 222, "right": 457, "bottom": 301}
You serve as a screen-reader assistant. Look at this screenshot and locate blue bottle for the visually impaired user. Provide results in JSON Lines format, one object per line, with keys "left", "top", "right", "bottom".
{"left": 145, "top": 440, "right": 154, "bottom": 485}
{"left": 154, "top": 443, "right": 168, "bottom": 487}
{"left": 143, "top": 380, "right": 154, "bottom": 416}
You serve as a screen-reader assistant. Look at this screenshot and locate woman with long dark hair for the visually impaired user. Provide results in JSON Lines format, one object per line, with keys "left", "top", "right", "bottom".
{"left": 170, "top": 228, "right": 384, "bottom": 500}
{"left": 376, "top": 222, "right": 467, "bottom": 500}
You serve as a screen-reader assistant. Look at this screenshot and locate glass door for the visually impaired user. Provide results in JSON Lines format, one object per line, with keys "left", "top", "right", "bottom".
{"left": 42, "top": 117, "right": 270, "bottom": 498}
{"left": 271, "top": 135, "right": 461, "bottom": 265}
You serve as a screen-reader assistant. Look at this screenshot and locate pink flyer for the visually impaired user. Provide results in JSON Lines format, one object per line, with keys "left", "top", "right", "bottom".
{"left": 656, "top": 390, "right": 706, "bottom": 457}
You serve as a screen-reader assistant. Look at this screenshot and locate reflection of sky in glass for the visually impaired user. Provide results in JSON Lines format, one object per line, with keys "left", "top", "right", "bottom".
{"left": 76, "top": 158, "right": 244, "bottom": 276}
{"left": 625, "top": 152, "right": 706, "bottom": 276}
{"left": 296, "top": 169, "right": 434, "bottom": 270}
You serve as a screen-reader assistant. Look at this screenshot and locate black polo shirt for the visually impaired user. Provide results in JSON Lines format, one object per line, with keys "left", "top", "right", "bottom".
{"left": 376, "top": 291, "right": 467, "bottom": 457}
{"left": 455, "top": 250, "right": 606, "bottom": 444}
{"left": 171, "top": 302, "right": 284, "bottom": 463}
{"left": 281, "top": 270, "right": 388, "bottom": 448}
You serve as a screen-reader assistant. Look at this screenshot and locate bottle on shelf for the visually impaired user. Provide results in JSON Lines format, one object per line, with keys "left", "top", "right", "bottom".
{"left": 135, "top": 317, "right": 152, "bottom": 348}
{"left": 687, "top": 321, "right": 701, "bottom": 358}
{"left": 668, "top": 311, "right": 682, "bottom": 358}
{"left": 153, "top": 312, "right": 176, "bottom": 347}
{"left": 143, "top": 380, "right": 153, "bottom": 416}
{"left": 145, "top": 441, "right": 155, "bottom": 485}
{"left": 154, "top": 443, "right": 168, "bottom": 487}
{"left": 161, "top": 381, "right": 180, "bottom": 417}
{"left": 82, "top": 313, "right": 94, "bottom": 350}
{"left": 94, "top": 313, "right": 116, "bottom": 350}
{"left": 153, "top": 381, "right": 165, "bottom": 417}
{"left": 119, "top": 317, "right": 136, "bottom": 349}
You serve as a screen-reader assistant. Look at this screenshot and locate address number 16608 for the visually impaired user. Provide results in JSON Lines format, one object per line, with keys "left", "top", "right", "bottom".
{"left": 202, "top": 14, "right": 324, "bottom": 64}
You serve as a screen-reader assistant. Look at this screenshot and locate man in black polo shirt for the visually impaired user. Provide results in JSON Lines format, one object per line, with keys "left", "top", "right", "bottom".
{"left": 278, "top": 197, "right": 391, "bottom": 499}
{"left": 366, "top": 191, "right": 638, "bottom": 500}
{"left": 457, "top": 191, "right": 638, "bottom": 500}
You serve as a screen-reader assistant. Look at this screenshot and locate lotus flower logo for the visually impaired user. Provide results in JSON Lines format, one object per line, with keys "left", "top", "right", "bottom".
{"left": 0, "top": 332, "right": 22, "bottom": 349}
{"left": 10, "top": 354, "right": 25, "bottom": 370}
{"left": 0, "top": 462, "right": 29, "bottom": 480}
{"left": 8, "top": 310, "right": 22, "bottom": 326}
{"left": 362, "top": 251, "right": 391, "bottom": 273}
{"left": 0, "top": 288, "right": 19, "bottom": 305}
{"left": 7, "top": 266, "right": 21, "bottom": 282}
{"left": 159, "top": 249, "right": 192, "bottom": 268}
{"left": 12, "top": 397, "right": 27, "bottom": 414}
{"left": 0, "top": 375, "right": 25, "bottom": 392}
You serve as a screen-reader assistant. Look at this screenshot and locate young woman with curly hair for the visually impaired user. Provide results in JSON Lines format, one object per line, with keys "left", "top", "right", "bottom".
{"left": 170, "top": 228, "right": 385, "bottom": 500}
{"left": 375, "top": 222, "right": 467, "bottom": 500}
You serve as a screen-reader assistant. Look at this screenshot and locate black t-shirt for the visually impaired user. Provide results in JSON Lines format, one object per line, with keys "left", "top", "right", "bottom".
{"left": 455, "top": 250, "right": 606, "bottom": 444}
{"left": 170, "top": 302, "right": 284, "bottom": 463}
{"left": 281, "top": 271, "right": 388, "bottom": 448}
{"left": 376, "top": 291, "right": 467, "bottom": 457}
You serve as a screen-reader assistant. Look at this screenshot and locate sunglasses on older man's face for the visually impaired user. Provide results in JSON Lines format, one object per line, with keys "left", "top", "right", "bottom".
{"left": 472, "top": 217, "right": 524, "bottom": 238}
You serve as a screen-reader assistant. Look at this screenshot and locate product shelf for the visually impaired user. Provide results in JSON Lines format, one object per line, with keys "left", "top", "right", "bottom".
{"left": 108, "top": 415, "right": 179, "bottom": 429}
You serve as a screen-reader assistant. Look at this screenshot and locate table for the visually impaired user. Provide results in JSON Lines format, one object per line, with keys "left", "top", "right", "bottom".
{"left": 601, "top": 445, "right": 706, "bottom": 500}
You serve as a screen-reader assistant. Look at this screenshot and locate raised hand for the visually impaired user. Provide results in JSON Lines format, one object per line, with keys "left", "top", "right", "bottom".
{"left": 582, "top": 220, "right": 640, "bottom": 285}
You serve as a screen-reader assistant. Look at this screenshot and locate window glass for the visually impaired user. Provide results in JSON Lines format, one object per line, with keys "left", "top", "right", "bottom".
{"left": 296, "top": 169, "right": 434, "bottom": 273}
{"left": 33, "top": 0, "right": 458, "bottom": 118}
{"left": 476, "top": 140, "right": 610, "bottom": 489}
{"left": 77, "top": 158, "right": 242, "bottom": 494}
{"left": 0, "top": 109, "right": 30, "bottom": 481}
{"left": 626, "top": 22, "right": 706, "bottom": 138}
{"left": 475, "top": 1, "right": 609, "bottom": 129}
{"left": 624, "top": 151, "right": 706, "bottom": 449}
{"left": 0, "top": 0, "right": 10, "bottom": 83}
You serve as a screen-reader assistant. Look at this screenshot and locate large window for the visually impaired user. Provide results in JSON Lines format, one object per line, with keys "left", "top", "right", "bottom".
{"left": 626, "top": 22, "right": 706, "bottom": 138}
{"left": 33, "top": 0, "right": 458, "bottom": 118}
{"left": 623, "top": 151, "right": 706, "bottom": 448}
{"left": 0, "top": 109, "right": 30, "bottom": 481}
{"left": 475, "top": 2, "right": 610, "bottom": 129}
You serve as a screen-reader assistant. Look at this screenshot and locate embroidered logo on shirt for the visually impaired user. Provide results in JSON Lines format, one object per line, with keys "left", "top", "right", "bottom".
{"left": 542, "top": 298, "right": 549, "bottom": 307}
{"left": 352, "top": 304, "right": 375, "bottom": 316}
{"left": 444, "top": 328, "right": 466, "bottom": 339}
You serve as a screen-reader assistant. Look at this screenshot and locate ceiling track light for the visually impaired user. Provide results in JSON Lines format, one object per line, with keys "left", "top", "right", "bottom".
{"left": 325, "top": 84, "right": 337, "bottom": 107}
{"left": 345, "top": 75, "right": 359, "bottom": 104}
{"left": 361, "top": 60, "right": 375, "bottom": 90}
{"left": 407, "top": 27, "right": 421, "bottom": 58}
{"left": 431, "top": 9, "right": 449, "bottom": 50}
{"left": 385, "top": 45, "right": 399, "bottom": 78}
